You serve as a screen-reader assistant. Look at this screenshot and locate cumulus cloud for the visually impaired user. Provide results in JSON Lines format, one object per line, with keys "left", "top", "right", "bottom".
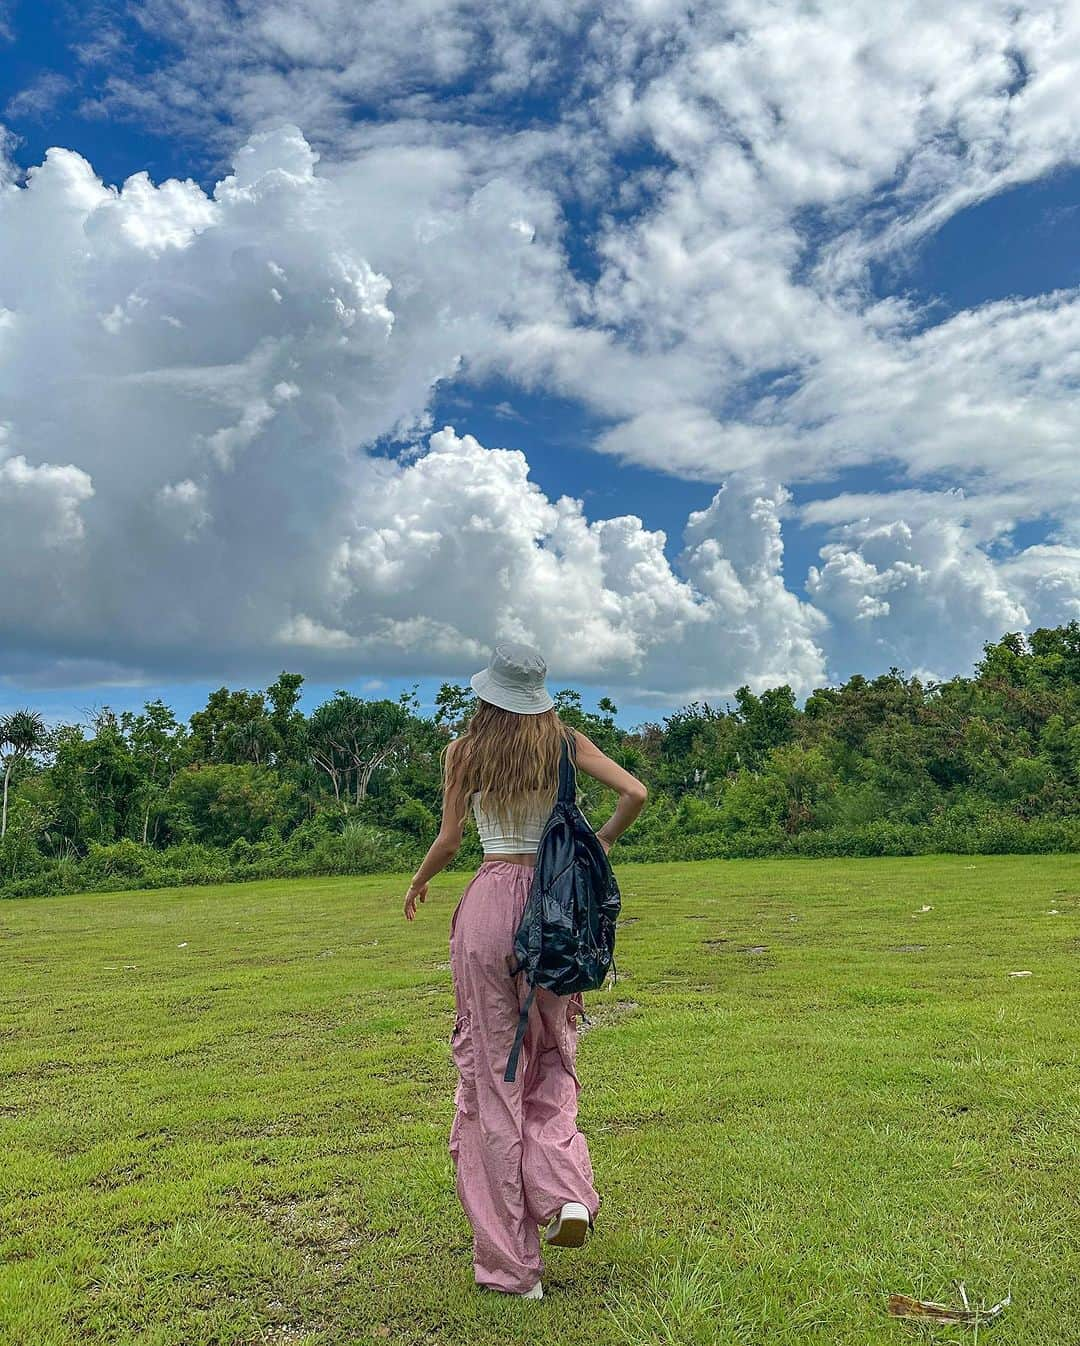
{"left": 0, "top": 125, "right": 574, "bottom": 678}
{"left": 0, "top": 451, "right": 94, "bottom": 547}
{"left": 675, "top": 478, "right": 828, "bottom": 694}
{"left": 999, "top": 545, "right": 1080, "bottom": 630}
{"left": 323, "top": 428, "right": 827, "bottom": 698}
{"left": 3, "top": 0, "right": 1080, "bottom": 699}
{"left": 806, "top": 514, "right": 1031, "bottom": 682}
{"left": 0, "top": 124, "right": 826, "bottom": 699}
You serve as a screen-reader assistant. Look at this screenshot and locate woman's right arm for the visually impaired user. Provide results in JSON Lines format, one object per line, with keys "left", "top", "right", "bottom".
{"left": 569, "top": 729, "right": 648, "bottom": 852}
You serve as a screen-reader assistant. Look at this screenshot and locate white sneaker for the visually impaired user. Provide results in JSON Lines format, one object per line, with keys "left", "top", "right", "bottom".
{"left": 517, "top": 1280, "right": 543, "bottom": 1298}
{"left": 544, "top": 1201, "right": 591, "bottom": 1247}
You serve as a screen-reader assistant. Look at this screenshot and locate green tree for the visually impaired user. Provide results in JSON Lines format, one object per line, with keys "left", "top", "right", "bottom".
{"left": 433, "top": 682, "right": 475, "bottom": 732}
{"left": 189, "top": 687, "right": 276, "bottom": 765}
{"left": 46, "top": 711, "right": 145, "bottom": 847}
{"left": 266, "top": 672, "right": 307, "bottom": 764}
{"left": 733, "top": 685, "right": 798, "bottom": 768}
{"left": 165, "top": 764, "right": 301, "bottom": 846}
{"left": 0, "top": 709, "right": 48, "bottom": 839}
{"left": 308, "top": 693, "right": 411, "bottom": 809}
{"left": 119, "top": 700, "right": 189, "bottom": 845}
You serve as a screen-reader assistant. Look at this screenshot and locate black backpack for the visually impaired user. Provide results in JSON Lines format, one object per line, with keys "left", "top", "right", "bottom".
{"left": 503, "top": 730, "right": 622, "bottom": 1082}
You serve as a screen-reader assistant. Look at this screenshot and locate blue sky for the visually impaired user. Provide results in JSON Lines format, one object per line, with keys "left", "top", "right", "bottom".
{"left": 2, "top": 1, "right": 1079, "bottom": 731}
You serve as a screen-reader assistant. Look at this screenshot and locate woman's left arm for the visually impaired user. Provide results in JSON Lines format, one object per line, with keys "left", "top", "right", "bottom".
{"left": 404, "top": 740, "right": 470, "bottom": 921}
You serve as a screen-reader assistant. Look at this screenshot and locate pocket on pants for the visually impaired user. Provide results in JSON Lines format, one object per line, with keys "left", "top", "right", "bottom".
{"left": 448, "top": 892, "right": 466, "bottom": 948}
{"left": 557, "top": 993, "right": 586, "bottom": 1082}
{"left": 450, "top": 1012, "right": 477, "bottom": 1118}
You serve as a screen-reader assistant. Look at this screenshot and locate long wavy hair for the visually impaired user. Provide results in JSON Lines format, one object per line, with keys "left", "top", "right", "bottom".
{"left": 443, "top": 699, "right": 576, "bottom": 836}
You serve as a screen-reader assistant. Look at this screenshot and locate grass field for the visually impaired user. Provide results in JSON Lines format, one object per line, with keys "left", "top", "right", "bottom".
{"left": 2, "top": 855, "right": 1078, "bottom": 1345}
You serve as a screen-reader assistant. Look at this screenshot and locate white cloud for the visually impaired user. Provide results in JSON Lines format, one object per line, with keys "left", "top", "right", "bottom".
{"left": 676, "top": 478, "right": 828, "bottom": 695}
{"left": 3, "top": 70, "right": 71, "bottom": 121}
{"left": 0, "top": 451, "right": 93, "bottom": 547}
{"left": 999, "top": 544, "right": 1080, "bottom": 629}
{"left": 328, "top": 428, "right": 827, "bottom": 698}
{"left": 798, "top": 487, "right": 1039, "bottom": 545}
{"left": 155, "top": 478, "right": 211, "bottom": 539}
{"left": 3, "top": 1, "right": 1080, "bottom": 699}
{"left": 277, "top": 614, "right": 359, "bottom": 650}
{"left": 0, "top": 124, "right": 826, "bottom": 698}
{"left": 806, "top": 515, "right": 1031, "bottom": 681}
{"left": 0, "top": 125, "right": 576, "bottom": 679}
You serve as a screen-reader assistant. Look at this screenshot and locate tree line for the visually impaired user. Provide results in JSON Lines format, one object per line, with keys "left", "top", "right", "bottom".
{"left": 2, "top": 623, "right": 1078, "bottom": 898}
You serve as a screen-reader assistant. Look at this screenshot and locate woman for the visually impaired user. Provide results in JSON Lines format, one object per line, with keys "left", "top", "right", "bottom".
{"left": 403, "top": 641, "right": 648, "bottom": 1299}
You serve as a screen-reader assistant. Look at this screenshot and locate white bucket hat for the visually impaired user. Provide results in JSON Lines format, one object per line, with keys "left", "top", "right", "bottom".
{"left": 470, "top": 640, "right": 555, "bottom": 714}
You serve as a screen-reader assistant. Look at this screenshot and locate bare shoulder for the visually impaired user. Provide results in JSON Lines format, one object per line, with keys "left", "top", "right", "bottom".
{"left": 567, "top": 726, "right": 608, "bottom": 753}
{"left": 442, "top": 737, "right": 473, "bottom": 802}
{"left": 565, "top": 725, "right": 647, "bottom": 796}
{"left": 565, "top": 727, "right": 610, "bottom": 770}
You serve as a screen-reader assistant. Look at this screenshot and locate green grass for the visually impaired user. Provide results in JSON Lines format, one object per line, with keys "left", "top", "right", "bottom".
{"left": 2, "top": 855, "right": 1078, "bottom": 1345}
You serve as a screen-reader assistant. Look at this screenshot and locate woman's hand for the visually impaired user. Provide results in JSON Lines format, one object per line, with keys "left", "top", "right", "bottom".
{"left": 404, "top": 880, "right": 428, "bottom": 921}
{"left": 596, "top": 833, "right": 612, "bottom": 857}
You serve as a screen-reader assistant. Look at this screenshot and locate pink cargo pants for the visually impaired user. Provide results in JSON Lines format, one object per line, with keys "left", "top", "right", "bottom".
{"left": 448, "top": 858, "right": 601, "bottom": 1293}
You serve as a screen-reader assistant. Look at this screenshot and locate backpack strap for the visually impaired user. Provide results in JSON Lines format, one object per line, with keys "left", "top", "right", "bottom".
{"left": 557, "top": 732, "right": 577, "bottom": 804}
{"left": 503, "top": 981, "right": 537, "bottom": 1083}
{"left": 503, "top": 735, "right": 577, "bottom": 1083}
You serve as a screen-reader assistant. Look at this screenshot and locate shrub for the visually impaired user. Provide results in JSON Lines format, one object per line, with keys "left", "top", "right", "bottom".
{"left": 310, "top": 820, "right": 414, "bottom": 875}
{"left": 81, "top": 839, "right": 155, "bottom": 885}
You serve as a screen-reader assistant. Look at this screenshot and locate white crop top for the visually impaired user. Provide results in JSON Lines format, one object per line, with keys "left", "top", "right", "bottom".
{"left": 471, "top": 788, "right": 551, "bottom": 855}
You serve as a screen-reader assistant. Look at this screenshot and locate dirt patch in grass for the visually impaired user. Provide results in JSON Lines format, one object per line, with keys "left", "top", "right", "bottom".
{"left": 246, "top": 1191, "right": 368, "bottom": 1286}
{"left": 88, "top": 1163, "right": 145, "bottom": 1191}
{"left": 259, "top": 1327, "right": 321, "bottom": 1345}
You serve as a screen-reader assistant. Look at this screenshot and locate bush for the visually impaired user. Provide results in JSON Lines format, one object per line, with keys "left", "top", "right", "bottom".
{"left": 81, "top": 839, "right": 156, "bottom": 885}
{"left": 164, "top": 765, "right": 302, "bottom": 847}
{"left": 0, "top": 797, "right": 48, "bottom": 881}
{"left": 392, "top": 798, "right": 438, "bottom": 836}
{"left": 310, "top": 820, "right": 416, "bottom": 875}
{"left": 4, "top": 805, "right": 1077, "bottom": 901}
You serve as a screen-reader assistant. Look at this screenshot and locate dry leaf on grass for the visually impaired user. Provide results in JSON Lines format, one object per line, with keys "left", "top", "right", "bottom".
{"left": 888, "top": 1282, "right": 1010, "bottom": 1325}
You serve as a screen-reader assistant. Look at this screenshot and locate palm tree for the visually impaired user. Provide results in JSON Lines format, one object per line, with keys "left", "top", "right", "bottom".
{"left": 226, "top": 718, "right": 273, "bottom": 765}
{"left": 1, "top": 709, "right": 48, "bottom": 839}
